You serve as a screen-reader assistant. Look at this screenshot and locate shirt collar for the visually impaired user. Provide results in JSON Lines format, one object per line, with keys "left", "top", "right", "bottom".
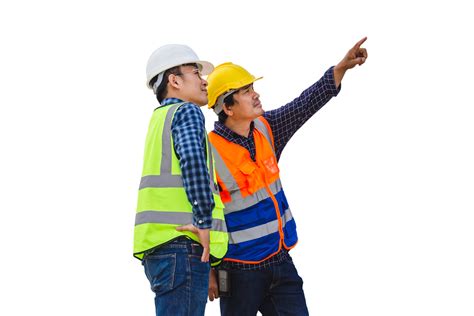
{"left": 214, "top": 121, "right": 255, "bottom": 140}
{"left": 160, "top": 98, "right": 184, "bottom": 107}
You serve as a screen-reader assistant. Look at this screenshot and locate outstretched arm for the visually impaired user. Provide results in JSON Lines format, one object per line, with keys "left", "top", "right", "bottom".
{"left": 263, "top": 37, "right": 368, "bottom": 160}
{"left": 334, "top": 37, "right": 368, "bottom": 88}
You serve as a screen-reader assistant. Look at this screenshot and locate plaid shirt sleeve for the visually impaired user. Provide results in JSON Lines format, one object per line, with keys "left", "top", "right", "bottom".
{"left": 263, "top": 66, "right": 341, "bottom": 160}
{"left": 171, "top": 103, "right": 214, "bottom": 229}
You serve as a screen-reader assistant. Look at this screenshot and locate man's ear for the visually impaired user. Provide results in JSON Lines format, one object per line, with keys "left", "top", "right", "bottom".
{"left": 223, "top": 104, "right": 233, "bottom": 117}
{"left": 168, "top": 73, "right": 181, "bottom": 89}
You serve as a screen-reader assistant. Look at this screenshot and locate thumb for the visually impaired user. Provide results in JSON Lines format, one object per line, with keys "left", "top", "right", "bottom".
{"left": 355, "top": 56, "right": 366, "bottom": 65}
{"left": 347, "top": 57, "right": 366, "bottom": 69}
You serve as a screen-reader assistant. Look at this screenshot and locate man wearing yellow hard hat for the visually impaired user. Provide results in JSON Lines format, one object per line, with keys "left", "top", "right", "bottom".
{"left": 206, "top": 38, "right": 368, "bottom": 315}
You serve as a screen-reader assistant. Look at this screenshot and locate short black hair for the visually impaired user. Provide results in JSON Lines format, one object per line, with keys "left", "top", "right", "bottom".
{"left": 217, "top": 109, "right": 228, "bottom": 123}
{"left": 217, "top": 92, "right": 236, "bottom": 123}
{"left": 150, "top": 63, "right": 199, "bottom": 103}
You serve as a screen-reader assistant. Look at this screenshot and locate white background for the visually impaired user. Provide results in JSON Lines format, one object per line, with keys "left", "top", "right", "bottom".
{"left": 1, "top": 0, "right": 473, "bottom": 315}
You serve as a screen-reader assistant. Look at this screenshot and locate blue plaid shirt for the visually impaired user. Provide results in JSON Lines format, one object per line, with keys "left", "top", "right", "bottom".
{"left": 214, "top": 66, "right": 340, "bottom": 161}
{"left": 160, "top": 98, "right": 213, "bottom": 229}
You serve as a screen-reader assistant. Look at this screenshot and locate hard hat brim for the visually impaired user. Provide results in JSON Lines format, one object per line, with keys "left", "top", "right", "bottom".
{"left": 146, "top": 60, "right": 214, "bottom": 88}
{"left": 146, "top": 59, "right": 214, "bottom": 89}
{"left": 198, "top": 60, "right": 214, "bottom": 76}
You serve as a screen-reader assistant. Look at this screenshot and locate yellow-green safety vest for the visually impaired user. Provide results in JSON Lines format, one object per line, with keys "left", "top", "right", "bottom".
{"left": 134, "top": 102, "right": 228, "bottom": 262}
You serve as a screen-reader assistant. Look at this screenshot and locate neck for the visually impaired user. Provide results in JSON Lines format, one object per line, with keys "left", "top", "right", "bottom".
{"left": 224, "top": 118, "right": 253, "bottom": 138}
{"left": 164, "top": 94, "right": 203, "bottom": 107}
{"left": 166, "top": 93, "right": 184, "bottom": 102}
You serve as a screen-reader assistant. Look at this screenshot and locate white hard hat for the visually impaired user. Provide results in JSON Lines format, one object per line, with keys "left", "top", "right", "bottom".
{"left": 145, "top": 44, "right": 214, "bottom": 90}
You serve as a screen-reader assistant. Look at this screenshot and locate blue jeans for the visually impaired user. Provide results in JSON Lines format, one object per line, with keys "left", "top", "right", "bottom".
{"left": 142, "top": 238, "right": 210, "bottom": 316}
{"left": 220, "top": 255, "right": 309, "bottom": 316}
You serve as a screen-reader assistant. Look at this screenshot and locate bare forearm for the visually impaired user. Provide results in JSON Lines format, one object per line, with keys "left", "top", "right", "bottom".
{"left": 333, "top": 64, "right": 346, "bottom": 89}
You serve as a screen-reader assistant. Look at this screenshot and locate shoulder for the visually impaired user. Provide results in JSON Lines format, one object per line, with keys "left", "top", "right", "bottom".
{"left": 172, "top": 102, "right": 205, "bottom": 129}
{"left": 174, "top": 102, "right": 204, "bottom": 119}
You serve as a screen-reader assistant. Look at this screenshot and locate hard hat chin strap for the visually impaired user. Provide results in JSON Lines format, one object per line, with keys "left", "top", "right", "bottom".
{"left": 213, "top": 89, "right": 237, "bottom": 114}
{"left": 152, "top": 72, "right": 165, "bottom": 95}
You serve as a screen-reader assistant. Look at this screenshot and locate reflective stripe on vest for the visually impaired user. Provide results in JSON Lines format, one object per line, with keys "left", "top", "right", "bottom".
{"left": 134, "top": 102, "right": 227, "bottom": 260}
{"left": 229, "top": 208, "right": 293, "bottom": 244}
{"left": 253, "top": 118, "right": 275, "bottom": 155}
{"left": 135, "top": 211, "right": 227, "bottom": 232}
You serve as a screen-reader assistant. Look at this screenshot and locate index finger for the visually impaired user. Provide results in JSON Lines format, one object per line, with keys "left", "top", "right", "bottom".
{"left": 352, "top": 37, "right": 367, "bottom": 50}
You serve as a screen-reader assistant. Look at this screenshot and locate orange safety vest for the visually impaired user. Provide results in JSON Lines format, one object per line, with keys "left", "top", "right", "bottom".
{"left": 209, "top": 117, "right": 298, "bottom": 263}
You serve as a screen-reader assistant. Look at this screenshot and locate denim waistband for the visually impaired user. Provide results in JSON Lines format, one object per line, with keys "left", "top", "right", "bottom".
{"left": 145, "top": 236, "right": 203, "bottom": 257}
{"left": 221, "top": 248, "right": 291, "bottom": 271}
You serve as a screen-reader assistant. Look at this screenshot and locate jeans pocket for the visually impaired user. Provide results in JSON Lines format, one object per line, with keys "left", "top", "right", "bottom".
{"left": 143, "top": 253, "right": 176, "bottom": 295}
{"left": 189, "top": 254, "right": 210, "bottom": 275}
{"left": 189, "top": 254, "right": 211, "bottom": 295}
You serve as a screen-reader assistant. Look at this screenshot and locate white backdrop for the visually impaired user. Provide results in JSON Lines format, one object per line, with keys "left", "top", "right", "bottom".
{"left": 1, "top": 0, "right": 473, "bottom": 315}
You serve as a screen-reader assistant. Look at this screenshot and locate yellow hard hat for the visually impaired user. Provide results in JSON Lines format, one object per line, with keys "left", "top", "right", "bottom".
{"left": 207, "top": 62, "right": 262, "bottom": 111}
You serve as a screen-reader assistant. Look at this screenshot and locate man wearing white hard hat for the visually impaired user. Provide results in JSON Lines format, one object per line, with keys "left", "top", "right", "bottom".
{"left": 133, "top": 44, "right": 228, "bottom": 315}
{"left": 206, "top": 38, "right": 368, "bottom": 315}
